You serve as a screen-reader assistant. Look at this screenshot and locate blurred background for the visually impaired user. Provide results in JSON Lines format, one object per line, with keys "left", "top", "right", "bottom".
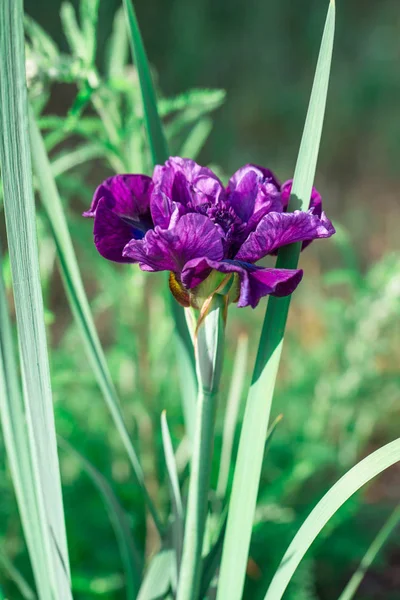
{"left": 0, "top": 0, "right": 399, "bottom": 598}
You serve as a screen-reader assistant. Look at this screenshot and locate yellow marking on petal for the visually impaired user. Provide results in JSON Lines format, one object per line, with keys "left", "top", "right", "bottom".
{"left": 169, "top": 272, "right": 190, "bottom": 307}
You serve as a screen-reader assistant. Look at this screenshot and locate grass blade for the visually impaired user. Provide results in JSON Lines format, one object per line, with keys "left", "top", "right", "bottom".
{"left": 216, "top": 4, "right": 335, "bottom": 599}
{"left": 28, "top": 110, "right": 164, "bottom": 536}
{"left": 264, "top": 438, "right": 400, "bottom": 600}
{"left": 179, "top": 117, "right": 213, "bottom": 161}
{"left": 0, "top": 550, "right": 36, "bottom": 600}
{"left": 216, "top": 334, "right": 248, "bottom": 500}
{"left": 337, "top": 503, "right": 400, "bottom": 600}
{"left": 59, "top": 438, "right": 142, "bottom": 600}
{"left": 161, "top": 411, "right": 184, "bottom": 572}
{"left": 122, "top": 0, "right": 197, "bottom": 451}
{"left": 122, "top": 0, "right": 168, "bottom": 165}
{"left": 137, "top": 549, "right": 176, "bottom": 600}
{"left": 0, "top": 0, "right": 71, "bottom": 596}
{"left": 0, "top": 246, "right": 49, "bottom": 598}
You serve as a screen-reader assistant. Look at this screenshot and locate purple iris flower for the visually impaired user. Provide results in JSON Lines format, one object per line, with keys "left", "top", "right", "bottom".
{"left": 84, "top": 157, "right": 335, "bottom": 308}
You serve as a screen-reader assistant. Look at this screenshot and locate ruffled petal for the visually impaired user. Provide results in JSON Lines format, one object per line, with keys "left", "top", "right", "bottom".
{"left": 181, "top": 257, "right": 303, "bottom": 308}
{"left": 92, "top": 198, "right": 138, "bottom": 263}
{"left": 236, "top": 209, "right": 335, "bottom": 263}
{"left": 280, "top": 179, "right": 322, "bottom": 214}
{"left": 227, "top": 164, "right": 282, "bottom": 224}
{"left": 151, "top": 157, "right": 225, "bottom": 228}
{"left": 280, "top": 180, "right": 324, "bottom": 250}
{"left": 84, "top": 175, "right": 153, "bottom": 263}
{"left": 84, "top": 174, "right": 153, "bottom": 219}
{"left": 123, "top": 213, "right": 224, "bottom": 273}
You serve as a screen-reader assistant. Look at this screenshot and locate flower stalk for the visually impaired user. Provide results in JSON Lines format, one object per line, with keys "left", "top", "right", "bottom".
{"left": 176, "top": 295, "right": 226, "bottom": 600}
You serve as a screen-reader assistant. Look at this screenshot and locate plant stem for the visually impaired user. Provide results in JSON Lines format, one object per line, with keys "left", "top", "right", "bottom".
{"left": 177, "top": 296, "right": 225, "bottom": 600}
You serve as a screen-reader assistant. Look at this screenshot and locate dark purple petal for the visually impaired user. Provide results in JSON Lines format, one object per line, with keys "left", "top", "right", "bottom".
{"left": 151, "top": 157, "right": 225, "bottom": 228}
{"left": 182, "top": 257, "right": 303, "bottom": 308}
{"left": 236, "top": 210, "right": 335, "bottom": 263}
{"left": 280, "top": 179, "right": 322, "bottom": 214}
{"left": 227, "top": 164, "right": 282, "bottom": 224}
{"left": 92, "top": 198, "right": 138, "bottom": 263}
{"left": 280, "top": 180, "right": 324, "bottom": 250}
{"left": 123, "top": 213, "right": 224, "bottom": 273}
{"left": 83, "top": 174, "right": 153, "bottom": 218}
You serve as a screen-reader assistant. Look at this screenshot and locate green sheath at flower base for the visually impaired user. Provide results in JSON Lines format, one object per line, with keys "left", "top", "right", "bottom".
{"left": 176, "top": 294, "right": 225, "bottom": 600}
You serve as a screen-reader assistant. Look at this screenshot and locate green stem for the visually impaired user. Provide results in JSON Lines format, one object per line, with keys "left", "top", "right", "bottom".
{"left": 177, "top": 297, "right": 225, "bottom": 600}
{"left": 337, "top": 503, "right": 400, "bottom": 600}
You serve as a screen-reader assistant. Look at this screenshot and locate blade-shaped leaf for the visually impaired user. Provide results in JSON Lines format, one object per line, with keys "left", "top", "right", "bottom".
{"left": 161, "top": 412, "right": 184, "bottom": 571}
{"left": 0, "top": 0, "right": 71, "bottom": 597}
{"left": 59, "top": 438, "right": 142, "bottom": 599}
{"left": 216, "top": 4, "right": 335, "bottom": 599}
{"left": 122, "top": 0, "right": 197, "bottom": 451}
{"left": 28, "top": 109, "right": 163, "bottom": 536}
{"left": 264, "top": 438, "right": 400, "bottom": 600}
{"left": 337, "top": 502, "right": 400, "bottom": 600}
{"left": 122, "top": 0, "right": 168, "bottom": 165}
{"left": 0, "top": 245, "right": 48, "bottom": 598}
{"left": 216, "top": 334, "right": 248, "bottom": 500}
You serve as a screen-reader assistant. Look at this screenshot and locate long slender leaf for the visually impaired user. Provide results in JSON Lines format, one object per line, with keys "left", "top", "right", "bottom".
{"left": 0, "top": 245, "right": 47, "bottom": 597}
{"left": 28, "top": 109, "right": 163, "bottom": 536}
{"left": 122, "top": 0, "right": 197, "bottom": 451}
{"left": 337, "top": 503, "right": 400, "bottom": 600}
{"left": 0, "top": 1, "right": 71, "bottom": 597}
{"left": 122, "top": 0, "right": 168, "bottom": 165}
{"left": 59, "top": 438, "right": 142, "bottom": 600}
{"left": 137, "top": 550, "right": 176, "bottom": 600}
{"left": 216, "top": 4, "right": 335, "bottom": 599}
{"left": 161, "top": 412, "right": 184, "bottom": 572}
{"left": 0, "top": 550, "right": 36, "bottom": 600}
{"left": 216, "top": 334, "right": 248, "bottom": 500}
{"left": 264, "top": 438, "right": 400, "bottom": 600}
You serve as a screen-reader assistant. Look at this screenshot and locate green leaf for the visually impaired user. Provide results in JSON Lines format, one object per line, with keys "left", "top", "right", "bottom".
{"left": 59, "top": 438, "right": 142, "bottom": 599}
{"left": 158, "top": 89, "right": 226, "bottom": 117}
{"left": 264, "top": 438, "right": 400, "bottom": 599}
{"left": 121, "top": 0, "right": 197, "bottom": 457}
{"left": 0, "top": 245, "right": 47, "bottom": 597}
{"left": 50, "top": 143, "right": 105, "bottom": 178}
{"left": 122, "top": 0, "right": 168, "bottom": 165}
{"left": 106, "top": 7, "right": 130, "bottom": 78}
{"left": 179, "top": 117, "right": 213, "bottom": 161}
{"left": 337, "top": 502, "right": 400, "bottom": 600}
{"left": 216, "top": 334, "right": 248, "bottom": 500}
{"left": 79, "top": 0, "right": 100, "bottom": 66}
{"left": 137, "top": 550, "right": 176, "bottom": 600}
{"left": 28, "top": 109, "right": 164, "bottom": 536}
{"left": 161, "top": 411, "right": 184, "bottom": 571}
{"left": 24, "top": 15, "right": 60, "bottom": 62}
{"left": 0, "top": 1, "right": 71, "bottom": 597}
{"left": 216, "top": 4, "right": 335, "bottom": 600}
{"left": 60, "top": 2, "right": 86, "bottom": 61}
{"left": 0, "top": 550, "right": 36, "bottom": 600}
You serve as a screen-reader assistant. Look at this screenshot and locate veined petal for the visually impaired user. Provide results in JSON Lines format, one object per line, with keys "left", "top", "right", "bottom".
{"left": 92, "top": 197, "right": 139, "bottom": 263}
{"left": 236, "top": 209, "right": 335, "bottom": 263}
{"left": 151, "top": 157, "right": 225, "bottom": 228}
{"left": 85, "top": 174, "right": 153, "bottom": 263}
{"left": 123, "top": 213, "right": 224, "bottom": 273}
{"left": 182, "top": 257, "right": 303, "bottom": 308}
{"left": 84, "top": 174, "right": 153, "bottom": 218}
{"left": 227, "top": 164, "right": 282, "bottom": 224}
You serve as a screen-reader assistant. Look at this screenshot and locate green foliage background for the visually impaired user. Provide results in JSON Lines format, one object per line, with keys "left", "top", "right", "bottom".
{"left": 0, "top": 1, "right": 399, "bottom": 599}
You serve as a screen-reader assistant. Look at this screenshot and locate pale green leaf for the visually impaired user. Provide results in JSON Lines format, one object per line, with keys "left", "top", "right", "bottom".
{"left": 216, "top": 4, "right": 335, "bottom": 599}
{"left": 264, "top": 438, "right": 400, "bottom": 600}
